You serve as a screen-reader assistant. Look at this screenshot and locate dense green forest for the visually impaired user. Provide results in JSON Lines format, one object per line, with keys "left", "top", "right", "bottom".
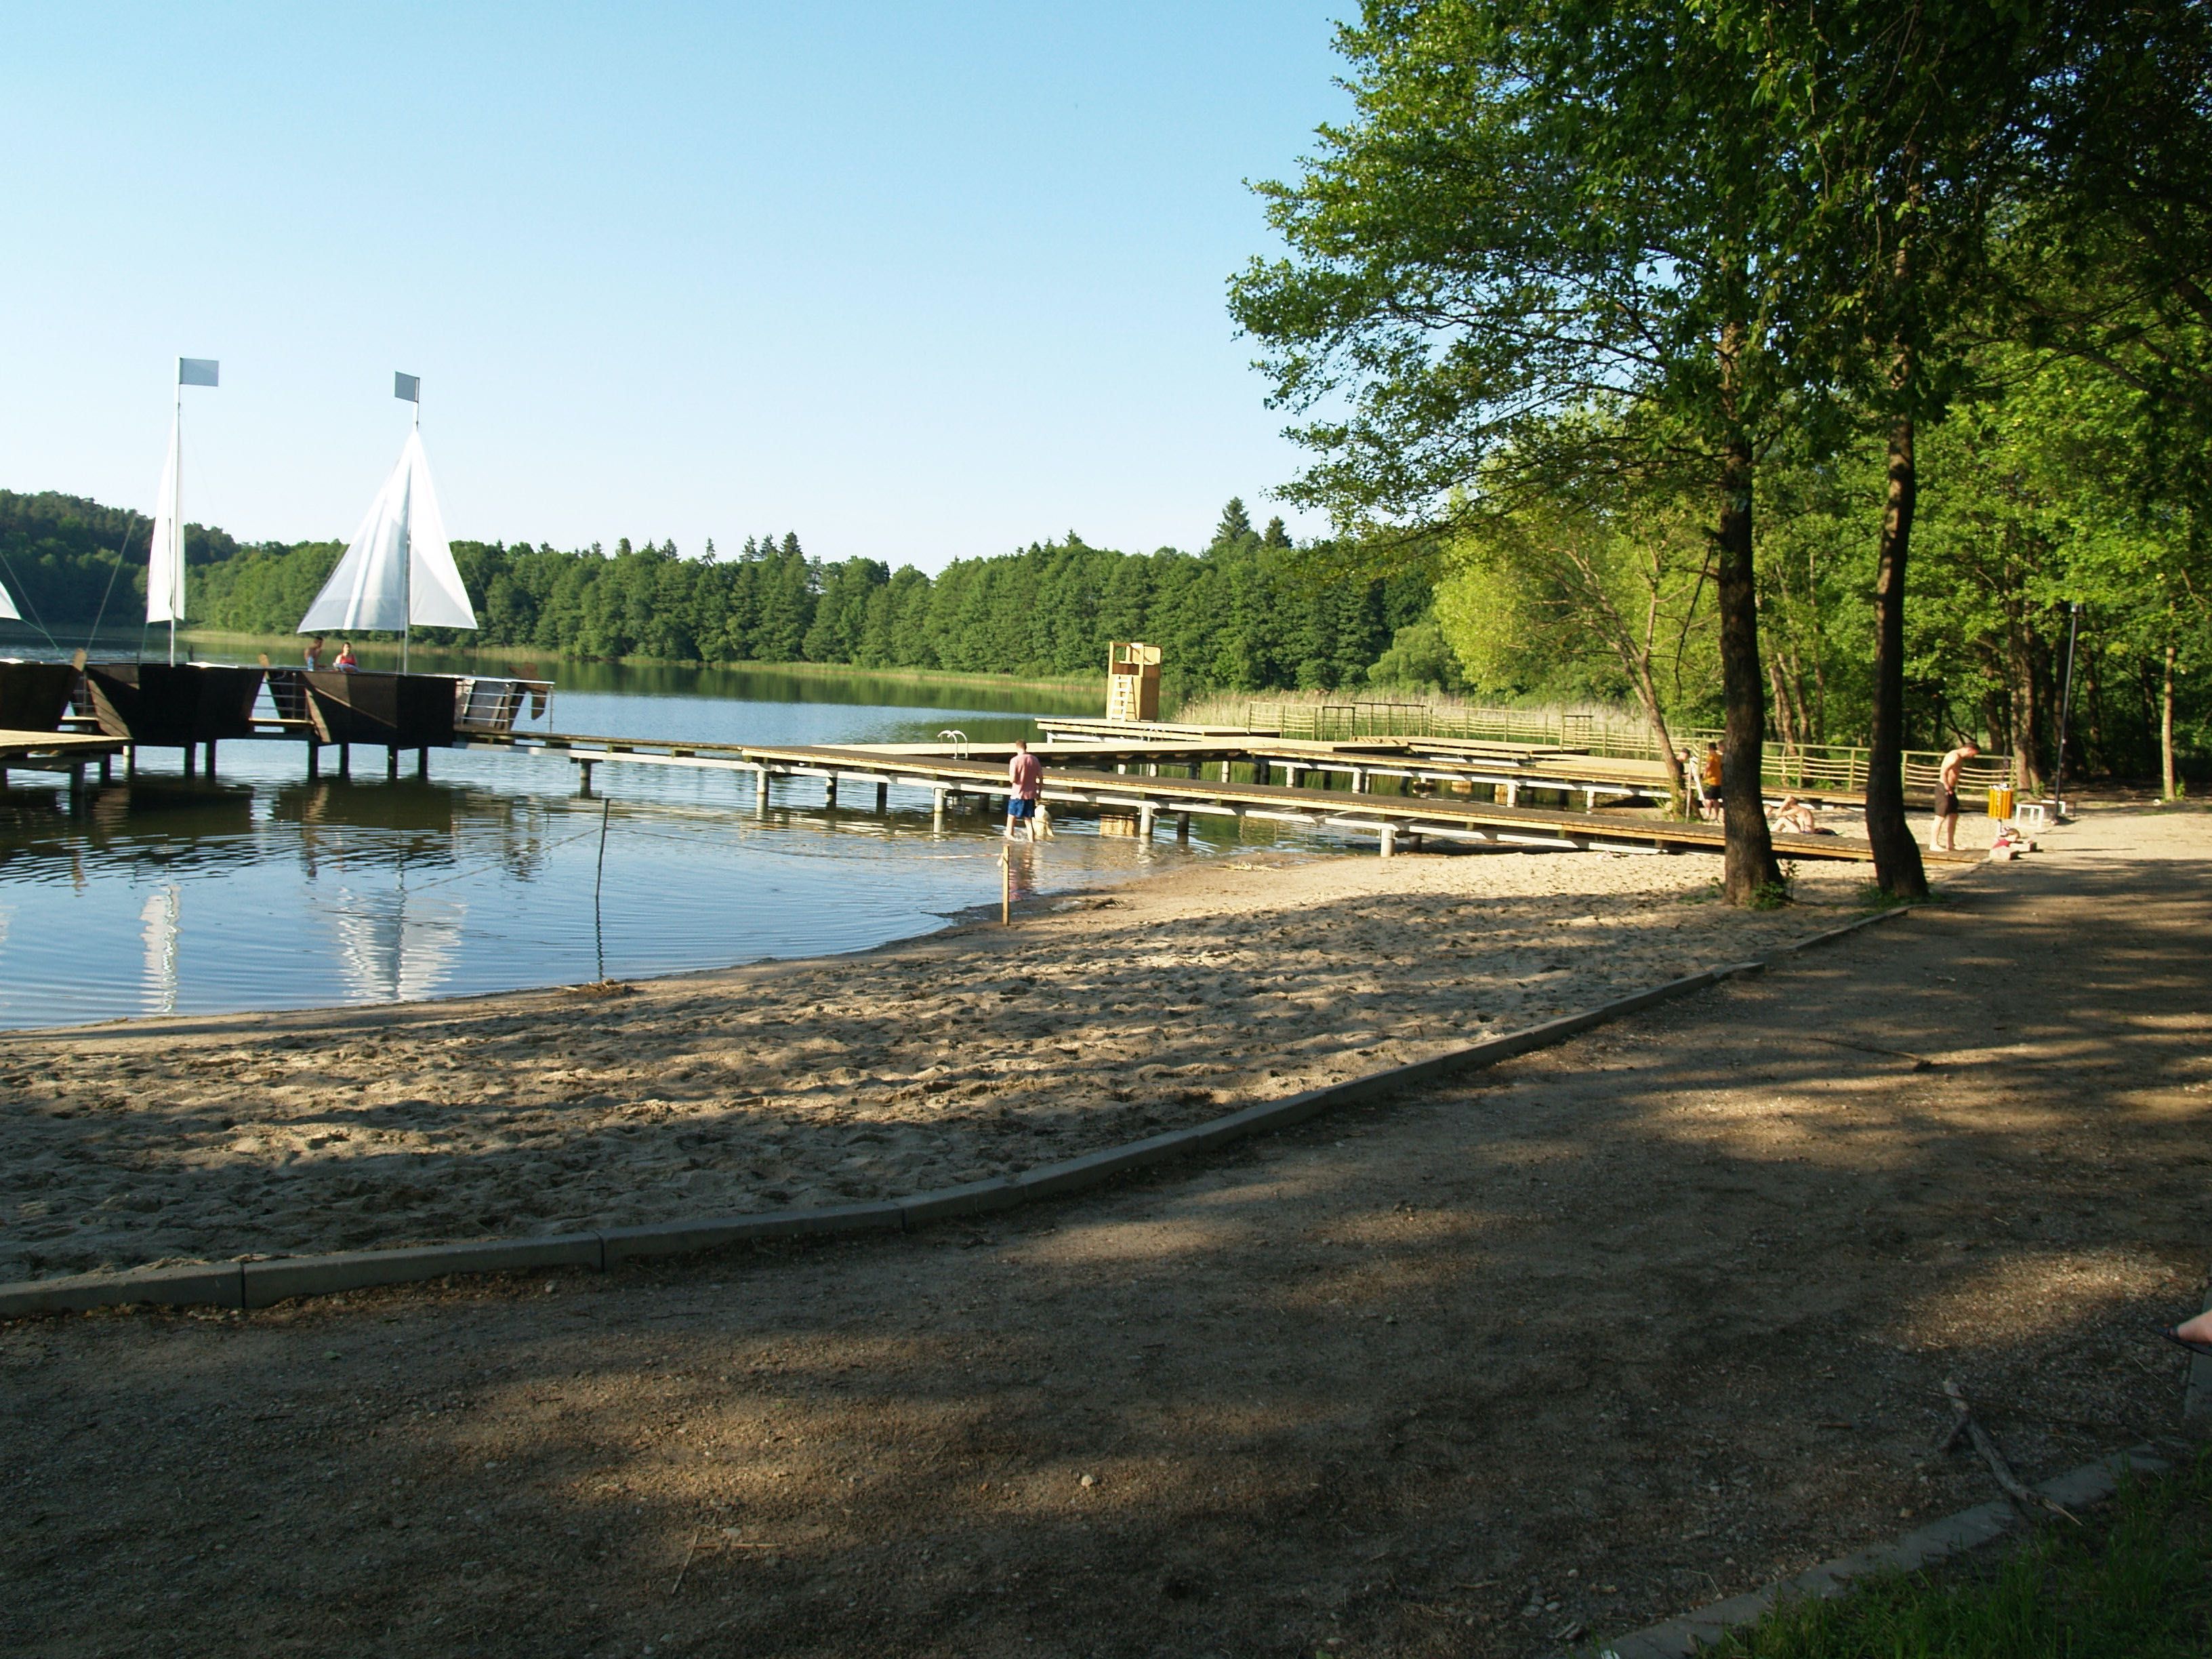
{"left": 1, "top": 443, "right": 2200, "bottom": 793}
{"left": 0, "top": 492, "right": 1441, "bottom": 703}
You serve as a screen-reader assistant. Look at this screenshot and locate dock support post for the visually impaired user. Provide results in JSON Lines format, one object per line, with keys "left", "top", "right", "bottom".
{"left": 1379, "top": 824, "right": 1397, "bottom": 859}
{"left": 824, "top": 775, "right": 838, "bottom": 808}
{"left": 68, "top": 762, "right": 85, "bottom": 814}
{"left": 1351, "top": 768, "right": 1366, "bottom": 794}
{"left": 1504, "top": 781, "right": 1518, "bottom": 806}
{"left": 126, "top": 745, "right": 137, "bottom": 781}
{"left": 0, "top": 765, "right": 7, "bottom": 789}
{"left": 1139, "top": 804, "right": 1157, "bottom": 840}
{"left": 755, "top": 766, "right": 769, "bottom": 811}
{"left": 182, "top": 744, "right": 196, "bottom": 780}
{"left": 932, "top": 786, "right": 947, "bottom": 830}
{"left": 386, "top": 746, "right": 400, "bottom": 781}
{"left": 874, "top": 780, "right": 888, "bottom": 813}
{"left": 338, "top": 743, "right": 350, "bottom": 779}
{"left": 205, "top": 741, "right": 218, "bottom": 776}
{"left": 98, "top": 753, "right": 112, "bottom": 784}
{"left": 306, "top": 741, "right": 319, "bottom": 779}
{"left": 1176, "top": 812, "right": 1190, "bottom": 841}
{"left": 577, "top": 759, "right": 595, "bottom": 796}
{"left": 417, "top": 747, "right": 429, "bottom": 779}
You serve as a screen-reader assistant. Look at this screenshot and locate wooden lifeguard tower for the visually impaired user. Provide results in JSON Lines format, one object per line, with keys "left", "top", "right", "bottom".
{"left": 1106, "top": 642, "right": 1162, "bottom": 722}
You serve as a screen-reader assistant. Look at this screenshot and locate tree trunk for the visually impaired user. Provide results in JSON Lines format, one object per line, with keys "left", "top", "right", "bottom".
{"left": 1866, "top": 411, "right": 1927, "bottom": 897}
{"left": 1625, "top": 657, "right": 1687, "bottom": 813}
{"left": 2005, "top": 619, "right": 2051, "bottom": 794}
{"left": 1715, "top": 359, "right": 1782, "bottom": 902}
{"left": 2165, "top": 638, "right": 2179, "bottom": 799}
{"left": 1767, "top": 653, "right": 1800, "bottom": 760}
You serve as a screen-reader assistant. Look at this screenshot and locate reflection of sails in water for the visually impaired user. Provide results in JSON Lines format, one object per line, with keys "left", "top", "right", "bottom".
{"left": 140, "top": 885, "right": 181, "bottom": 1016}
{"left": 333, "top": 887, "right": 468, "bottom": 1003}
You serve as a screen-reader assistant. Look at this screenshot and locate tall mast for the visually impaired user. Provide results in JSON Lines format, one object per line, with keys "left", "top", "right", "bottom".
{"left": 158, "top": 357, "right": 218, "bottom": 663}
{"left": 401, "top": 372, "right": 420, "bottom": 673}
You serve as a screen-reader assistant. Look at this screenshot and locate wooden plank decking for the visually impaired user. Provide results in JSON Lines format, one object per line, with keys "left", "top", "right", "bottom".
{"left": 462, "top": 730, "right": 1978, "bottom": 863}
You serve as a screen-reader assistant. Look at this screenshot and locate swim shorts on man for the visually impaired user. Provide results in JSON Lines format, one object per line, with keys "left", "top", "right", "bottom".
{"left": 1006, "top": 797, "right": 1036, "bottom": 821}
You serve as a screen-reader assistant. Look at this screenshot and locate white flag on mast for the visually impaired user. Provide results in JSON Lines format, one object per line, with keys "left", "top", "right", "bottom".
{"left": 0, "top": 576, "right": 20, "bottom": 621}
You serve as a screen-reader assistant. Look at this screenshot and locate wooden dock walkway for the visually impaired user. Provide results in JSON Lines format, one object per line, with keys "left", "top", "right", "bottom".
{"left": 0, "top": 730, "right": 130, "bottom": 811}
{"left": 1033, "top": 718, "right": 1877, "bottom": 807}
{"left": 462, "top": 729, "right": 1978, "bottom": 863}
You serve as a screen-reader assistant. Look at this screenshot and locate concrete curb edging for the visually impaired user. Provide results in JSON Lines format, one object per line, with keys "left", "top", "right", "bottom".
{"left": 1587, "top": 1445, "right": 2169, "bottom": 1658}
{"left": 0, "top": 899, "right": 1919, "bottom": 1320}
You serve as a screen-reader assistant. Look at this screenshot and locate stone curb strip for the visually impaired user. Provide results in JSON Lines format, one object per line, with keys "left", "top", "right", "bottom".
{"left": 1584, "top": 1445, "right": 2169, "bottom": 1658}
{"left": 0, "top": 901, "right": 1917, "bottom": 1320}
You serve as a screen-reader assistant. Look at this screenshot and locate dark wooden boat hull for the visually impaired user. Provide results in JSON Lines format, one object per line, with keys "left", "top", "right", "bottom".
{"left": 0, "top": 661, "right": 80, "bottom": 732}
{"left": 81, "top": 663, "right": 266, "bottom": 745}
{"left": 301, "top": 671, "right": 458, "bottom": 747}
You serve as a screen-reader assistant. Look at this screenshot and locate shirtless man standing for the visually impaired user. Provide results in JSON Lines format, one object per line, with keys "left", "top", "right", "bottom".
{"left": 1928, "top": 740, "right": 1980, "bottom": 852}
{"left": 1005, "top": 740, "right": 1044, "bottom": 842}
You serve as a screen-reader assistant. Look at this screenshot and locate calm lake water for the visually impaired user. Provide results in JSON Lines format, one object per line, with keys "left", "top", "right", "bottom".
{"left": 0, "top": 650, "right": 1316, "bottom": 1029}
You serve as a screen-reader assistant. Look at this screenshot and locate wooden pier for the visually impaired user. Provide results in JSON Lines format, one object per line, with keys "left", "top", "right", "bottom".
{"left": 461, "top": 729, "right": 1980, "bottom": 863}
{"left": 0, "top": 730, "right": 131, "bottom": 811}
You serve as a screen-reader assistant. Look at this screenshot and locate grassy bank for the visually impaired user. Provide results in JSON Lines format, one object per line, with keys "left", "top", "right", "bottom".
{"left": 1712, "top": 1452, "right": 2212, "bottom": 1658}
{"left": 176, "top": 630, "right": 1109, "bottom": 701}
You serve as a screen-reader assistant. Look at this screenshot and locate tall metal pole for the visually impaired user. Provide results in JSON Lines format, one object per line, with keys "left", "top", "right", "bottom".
{"left": 2051, "top": 600, "right": 2083, "bottom": 808}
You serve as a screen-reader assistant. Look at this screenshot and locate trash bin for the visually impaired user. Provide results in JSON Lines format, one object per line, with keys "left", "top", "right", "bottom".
{"left": 1987, "top": 785, "right": 2015, "bottom": 819}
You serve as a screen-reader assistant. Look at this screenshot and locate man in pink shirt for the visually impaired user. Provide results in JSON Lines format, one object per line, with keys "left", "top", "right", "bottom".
{"left": 1006, "top": 739, "right": 1045, "bottom": 841}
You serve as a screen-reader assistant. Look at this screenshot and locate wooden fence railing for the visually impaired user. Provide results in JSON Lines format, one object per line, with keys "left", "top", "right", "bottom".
{"left": 1238, "top": 701, "right": 2011, "bottom": 797}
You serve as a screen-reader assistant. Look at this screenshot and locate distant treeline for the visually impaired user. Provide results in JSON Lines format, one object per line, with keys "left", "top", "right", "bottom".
{"left": 0, "top": 491, "right": 1448, "bottom": 695}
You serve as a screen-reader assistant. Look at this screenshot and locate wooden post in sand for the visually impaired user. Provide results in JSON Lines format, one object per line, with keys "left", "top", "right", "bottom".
{"left": 1000, "top": 846, "right": 1011, "bottom": 924}
{"left": 1378, "top": 824, "right": 1397, "bottom": 858}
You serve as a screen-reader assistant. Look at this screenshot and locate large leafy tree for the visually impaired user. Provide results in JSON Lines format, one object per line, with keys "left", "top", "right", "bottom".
{"left": 1229, "top": 0, "right": 1805, "bottom": 901}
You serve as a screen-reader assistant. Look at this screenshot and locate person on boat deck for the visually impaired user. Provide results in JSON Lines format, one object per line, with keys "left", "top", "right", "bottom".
{"left": 335, "top": 641, "right": 359, "bottom": 672}
{"left": 304, "top": 636, "right": 325, "bottom": 670}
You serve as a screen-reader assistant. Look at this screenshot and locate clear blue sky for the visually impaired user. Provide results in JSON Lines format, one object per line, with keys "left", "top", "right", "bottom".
{"left": 1, "top": 3, "right": 1353, "bottom": 571}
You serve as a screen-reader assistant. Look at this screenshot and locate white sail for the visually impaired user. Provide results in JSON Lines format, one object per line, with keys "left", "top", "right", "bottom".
{"left": 0, "top": 577, "right": 19, "bottom": 621}
{"left": 299, "top": 428, "right": 477, "bottom": 634}
{"left": 146, "top": 414, "right": 186, "bottom": 624}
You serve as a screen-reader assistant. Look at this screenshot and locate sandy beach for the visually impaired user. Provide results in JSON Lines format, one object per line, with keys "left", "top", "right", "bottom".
{"left": 0, "top": 845, "right": 1887, "bottom": 1283}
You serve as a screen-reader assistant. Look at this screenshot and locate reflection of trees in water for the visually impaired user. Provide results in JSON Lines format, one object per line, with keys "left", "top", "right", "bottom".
{"left": 272, "top": 780, "right": 557, "bottom": 890}
{"left": 0, "top": 784, "right": 258, "bottom": 883}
